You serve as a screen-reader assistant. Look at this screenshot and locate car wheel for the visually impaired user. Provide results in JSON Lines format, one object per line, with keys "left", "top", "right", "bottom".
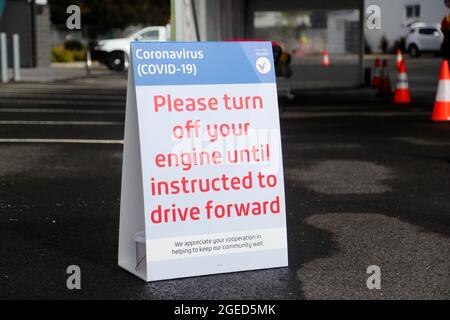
{"left": 408, "top": 44, "right": 420, "bottom": 57}
{"left": 107, "top": 51, "right": 126, "bottom": 71}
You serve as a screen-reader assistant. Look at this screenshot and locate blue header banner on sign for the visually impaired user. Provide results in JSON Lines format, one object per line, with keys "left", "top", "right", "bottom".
{"left": 131, "top": 41, "right": 276, "bottom": 86}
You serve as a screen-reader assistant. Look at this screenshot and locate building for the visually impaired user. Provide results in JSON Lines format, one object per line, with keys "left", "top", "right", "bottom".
{"left": 365, "top": 0, "right": 448, "bottom": 53}
{"left": 173, "top": 0, "right": 365, "bottom": 88}
{"left": 0, "top": 0, "right": 51, "bottom": 67}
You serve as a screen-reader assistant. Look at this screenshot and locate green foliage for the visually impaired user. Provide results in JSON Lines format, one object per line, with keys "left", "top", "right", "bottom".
{"left": 48, "top": 0, "right": 170, "bottom": 38}
{"left": 379, "top": 34, "right": 389, "bottom": 54}
{"left": 64, "top": 39, "right": 85, "bottom": 51}
{"left": 72, "top": 49, "right": 87, "bottom": 61}
{"left": 51, "top": 47, "right": 86, "bottom": 62}
{"left": 51, "top": 47, "right": 74, "bottom": 62}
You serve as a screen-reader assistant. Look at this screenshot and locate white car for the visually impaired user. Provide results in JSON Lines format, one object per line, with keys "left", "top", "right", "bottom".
{"left": 406, "top": 25, "right": 443, "bottom": 57}
{"left": 94, "top": 26, "right": 169, "bottom": 70}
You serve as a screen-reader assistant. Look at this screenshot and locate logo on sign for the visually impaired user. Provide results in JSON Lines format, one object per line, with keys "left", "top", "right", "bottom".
{"left": 256, "top": 57, "right": 271, "bottom": 74}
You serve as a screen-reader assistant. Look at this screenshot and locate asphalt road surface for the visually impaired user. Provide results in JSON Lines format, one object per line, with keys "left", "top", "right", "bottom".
{"left": 0, "top": 58, "right": 449, "bottom": 299}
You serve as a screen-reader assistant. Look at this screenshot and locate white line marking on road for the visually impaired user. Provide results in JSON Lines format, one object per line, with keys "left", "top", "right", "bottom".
{"left": 282, "top": 111, "right": 429, "bottom": 118}
{"left": 0, "top": 139, "right": 124, "bottom": 144}
{"left": 0, "top": 120, "right": 124, "bottom": 125}
{"left": 0, "top": 108, "right": 124, "bottom": 114}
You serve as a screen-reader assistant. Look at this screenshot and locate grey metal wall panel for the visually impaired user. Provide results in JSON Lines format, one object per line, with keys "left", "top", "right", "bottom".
{"left": 249, "top": 0, "right": 362, "bottom": 11}
{"left": 0, "top": 0, "right": 34, "bottom": 67}
{"left": 34, "top": 4, "right": 50, "bottom": 67}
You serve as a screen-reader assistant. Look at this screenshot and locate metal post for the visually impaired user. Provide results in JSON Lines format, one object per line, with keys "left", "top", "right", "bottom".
{"left": 12, "top": 34, "right": 20, "bottom": 82}
{"left": 124, "top": 53, "right": 129, "bottom": 70}
{"left": 191, "top": 0, "right": 200, "bottom": 41}
{"left": 85, "top": 47, "right": 92, "bottom": 76}
{"left": 359, "top": 0, "right": 365, "bottom": 86}
{"left": 170, "top": 0, "right": 176, "bottom": 40}
{"left": 0, "top": 33, "right": 8, "bottom": 83}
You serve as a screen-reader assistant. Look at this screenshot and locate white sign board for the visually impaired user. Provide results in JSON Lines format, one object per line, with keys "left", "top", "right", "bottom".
{"left": 118, "top": 41, "right": 288, "bottom": 281}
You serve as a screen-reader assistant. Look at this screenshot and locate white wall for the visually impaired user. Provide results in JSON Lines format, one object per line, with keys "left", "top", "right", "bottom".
{"left": 173, "top": 0, "right": 198, "bottom": 41}
{"left": 327, "top": 10, "right": 360, "bottom": 53}
{"left": 173, "top": 0, "right": 366, "bottom": 86}
{"left": 174, "top": 0, "right": 364, "bottom": 41}
{"left": 365, "top": 0, "right": 448, "bottom": 53}
{"left": 174, "top": 0, "right": 246, "bottom": 41}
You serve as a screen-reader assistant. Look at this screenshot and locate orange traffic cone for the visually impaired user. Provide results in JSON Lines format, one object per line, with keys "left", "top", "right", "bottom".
{"left": 393, "top": 60, "right": 411, "bottom": 104}
{"left": 323, "top": 50, "right": 330, "bottom": 66}
{"left": 431, "top": 60, "right": 450, "bottom": 121}
{"left": 396, "top": 49, "right": 403, "bottom": 70}
{"left": 372, "top": 58, "right": 382, "bottom": 88}
{"left": 377, "top": 59, "right": 392, "bottom": 97}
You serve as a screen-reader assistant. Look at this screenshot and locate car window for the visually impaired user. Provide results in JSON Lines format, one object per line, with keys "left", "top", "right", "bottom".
{"left": 419, "top": 28, "right": 438, "bottom": 35}
{"left": 139, "top": 30, "right": 159, "bottom": 40}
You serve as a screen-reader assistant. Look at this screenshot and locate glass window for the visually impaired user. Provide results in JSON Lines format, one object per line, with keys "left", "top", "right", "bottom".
{"left": 139, "top": 30, "right": 159, "bottom": 40}
{"left": 253, "top": 10, "right": 360, "bottom": 55}
{"left": 419, "top": 28, "right": 437, "bottom": 35}
{"left": 252, "top": 9, "right": 361, "bottom": 88}
{"left": 415, "top": 6, "right": 421, "bottom": 17}
{"left": 405, "top": 5, "right": 421, "bottom": 19}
